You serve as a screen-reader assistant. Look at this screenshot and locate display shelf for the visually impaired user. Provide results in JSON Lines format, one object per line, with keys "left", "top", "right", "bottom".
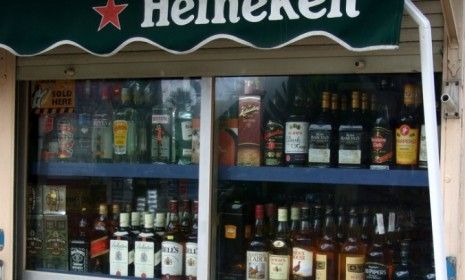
{"left": 29, "top": 269, "right": 160, "bottom": 280}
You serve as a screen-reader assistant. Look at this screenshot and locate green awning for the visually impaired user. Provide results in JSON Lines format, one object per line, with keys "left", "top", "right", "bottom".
{"left": 0, "top": 0, "right": 404, "bottom": 56}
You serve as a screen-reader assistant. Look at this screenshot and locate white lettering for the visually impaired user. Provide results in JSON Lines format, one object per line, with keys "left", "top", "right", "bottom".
{"left": 212, "top": 0, "right": 240, "bottom": 24}
{"left": 346, "top": 0, "right": 360, "bottom": 17}
{"left": 242, "top": 0, "right": 268, "bottom": 23}
{"left": 141, "top": 0, "right": 170, "bottom": 27}
{"left": 195, "top": 0, "right": 210, "bottom": 24}
{"left": 298, "top": 0, "right": 327, "bottom": 19}
{"left": 268, "top": 0, "right": 300, "bottom": 21}
{"left": 171, "top": 0, "right": 195, "bottom": 25}
{"left": 327, "top": 0, "right": 343, "bottom": 18}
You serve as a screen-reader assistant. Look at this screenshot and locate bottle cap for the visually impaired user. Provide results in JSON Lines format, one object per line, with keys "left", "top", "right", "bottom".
{"left": 112, "top": 204, "right": 120, "bottom": 215}
{"left": 278, "top": 208, "right": 288, "bottom": 222}
{"left": 168, "top": 200, "right": 178, "bottom": 213}
{"left": 192, "top": 200, "right": 199, "bottom": 214}
{"left": 98, "top": 204, "right": 108, "bottom": 215}
{"left": 290, "top": 207, "right": 300, "bottom": 221}
{"left": 144, "top": 213, "right": 154, "bottom": 229}
{"left": 131, "top": 212, "right": 140, "bottom": 226}
{"left": 404, "top": 84, "right": 416, "bottom": 105}
{"left": 255, "top": 204, "right": 265, "bottom": 219}
{"left": 155, "top": 212, "right": 166, "bottom": 227}
{"left": 266, "top": 203, "right": 276, "bottom": 218}
{"left": 301, "top": 206, "right": 310, "bottom": 220}
{"left": 120, "top": 213, "right": 130, "bottom": 227}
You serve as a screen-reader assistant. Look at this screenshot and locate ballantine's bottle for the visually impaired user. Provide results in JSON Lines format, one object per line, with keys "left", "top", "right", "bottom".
{"left": 134, "top": 213, "right": 162, "bottom": 278}
{"left": 110, "top": 212, "right": 134, "bottom": 277}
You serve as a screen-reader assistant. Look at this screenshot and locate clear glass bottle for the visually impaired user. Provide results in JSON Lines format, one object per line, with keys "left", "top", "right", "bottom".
{"left": 174, "top": 91, "right": 193, "bottom": 165}
{"left": 113, "top": 87, "right": 139, "bottom": 163}
{"left": 91, "top": 87, "right": 114, "bottom": 163}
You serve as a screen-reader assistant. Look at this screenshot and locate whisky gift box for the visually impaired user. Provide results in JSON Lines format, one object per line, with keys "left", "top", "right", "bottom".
{"left": 43, "top": 215, "right": 69, "bottom": 270}
{"left": 27, "top": 184, "right": 43, "bottom": 215}
{"left": 26, "top": 215, "right": 44, "bottom": 269}
{"left": 42, "top": 185, "right": 66, "bottom": 215}
{"left": 237, "top": 96, "right": 262, "bottom": 166}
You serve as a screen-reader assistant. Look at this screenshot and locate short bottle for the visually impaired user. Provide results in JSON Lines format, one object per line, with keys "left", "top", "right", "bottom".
{"left": 315, "top": 206, "right": 339, "bottom": 280}
{"left": 338, "top": 207, "right": 365, "bottom": 280}
{"left": 292, "top": 206, "right": 315, "bottom": 280}
{"left": 185, "top": 200, "right": 199, "bottom": 280}
{"left": 161, "top": 200, "right": 185, "bottom": 279}
{"left": 246, "top": 204, "right": 269, "bottom": 280}
{"left": 110, "top": 212, "right": 134, "bottom": 277}
{"left": 134, "top": 212, "right": 162, "bottom": 278}
{"left": 269, "top": 207, "right": 292, "bottom": 280}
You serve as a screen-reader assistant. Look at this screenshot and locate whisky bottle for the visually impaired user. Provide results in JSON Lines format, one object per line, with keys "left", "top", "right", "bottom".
{"left": 338, "top": 207, "right": 365, "bottom": 280}
{"left": 154, "top": 212, "right": 166, "bottom": 237}
{"left": 131, "top": 211, "right": 141, "bottom": 237}
{"left": 395, "top": 84, "right": 420, "bottom": 168}
{"left": 110, "top": 212, "right": 134, "bottom": 277}
{"left": 113, "top": 87, "right": 139, "bottom": 163}
{"left": 338, "top": 91, "right": 364, "bottom": 168}
{"left": 292, "top": 206, "right": 315, "bottom": 280}
{"left": 185, "top": 200, "right": 198, "bottom": 280}
{"left": 109, "top": 203, "right": 120, "bottom": 237}
{"left": 336, "top": 206, "right": 347, "bottom": 245}
{"left": 269, "top": 207, "right": 292, "bottom": 280}
{"left": 151, "top": 105, "right": 173, "bottom": 164}
{"left": 393, "top": 240, "right": 411, "bottom": 280}
{"left": 174, "top": 91, "right": 193, "bottom": 165}
{"left": 134, "top": 213, "right": 162, "bottom": 278}
{"left": 330, "top": 93, "right": 340, "bottom": 166}
{"left": 308, "top": 91, "right": 333, "bottom": 167}
{"left": 91, "top": 86, "right": 114, "bottom": 163}
{"left": 364, "top": 213, "right": 388, "bottom": 280}
{"left": 370, "top": 94, "right": 394, "bottom": 170}
{"left": 90, "top": 204, "right": 110, "bottom": 274}
{"left": 181, "top": 199, "right": 192, "bottom": 235}
{"left": 69, "top": 207, "right": 90, "bottom": 272}
{"left": 315, "top": 206, "right": 338, "bottom": 280}
{"left": 360, "top": 206, "right": 372, "bottom": 253}
{"left": 161, "top": 200, "right": 185, "bottom": 279}
{"left": 246, "top": 204, "right": 270, "bottom": 280}
{"left": 290, "top": 206, "right": 301, "bottom": 241}
{"left": 312, "top": 205, "right": 323, "bottom": 242}
{"left": 285, "top": 90, "right": 309, "bottom": 167}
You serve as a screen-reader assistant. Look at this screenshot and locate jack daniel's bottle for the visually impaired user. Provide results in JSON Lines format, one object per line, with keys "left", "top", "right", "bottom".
{"left": 69, "top": 208, "right": 90, "bottom": 272}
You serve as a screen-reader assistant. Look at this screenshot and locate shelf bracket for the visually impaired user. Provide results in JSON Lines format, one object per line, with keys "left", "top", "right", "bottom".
{"left": 442, "top": 80, "right": 461, "bottom": 119}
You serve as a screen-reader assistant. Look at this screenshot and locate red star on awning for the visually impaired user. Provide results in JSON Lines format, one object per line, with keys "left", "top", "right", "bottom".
{"left": 93, "top": 0, "right": 128, "bottom": 31}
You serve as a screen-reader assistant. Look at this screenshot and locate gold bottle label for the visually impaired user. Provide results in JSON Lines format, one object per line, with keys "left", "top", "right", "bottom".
{"left": 395, "top": 125, "right": 419, "bottom": 165}
{"left": 345, "top": 256, "right": 365, "bottom": 280}
{"left": 113, "top": 120, "right": 129, "bottom": 155}
{"left": 315, "top": 254, "right": 327, "bottom": 280}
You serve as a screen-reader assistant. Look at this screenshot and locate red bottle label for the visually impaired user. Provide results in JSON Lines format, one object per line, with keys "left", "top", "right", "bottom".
{"left": 90, "top": 236, "right": 109, "bottom": 258}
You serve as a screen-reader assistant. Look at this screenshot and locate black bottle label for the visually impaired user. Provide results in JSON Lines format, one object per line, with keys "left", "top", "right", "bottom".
{"left": 338, "top": 125, "right": 363, "bottom": 165}
{"left": 365, "top": 262, "right": 387, "bottom": 280}
{"left": 370, "top": 126, "right": 393, "bottom": 168}
{"left": 70, "top": 243, "right": 89, "bottom": 272}
{"left": 308, "top": 124, "right": 332, "bottom": 164}
{"left": 264, "top": 121, "right": 284, "bottom": 166}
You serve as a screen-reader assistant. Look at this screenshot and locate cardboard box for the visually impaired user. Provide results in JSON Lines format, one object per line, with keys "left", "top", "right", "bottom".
{"left": 26, "top": 215, "right": 44, "bottom": 269}
{"left": 43, "top": 215, "right": 68, "bottom": 270}
{"left": 27, "top": 184, "right": 43, "bottom": 215}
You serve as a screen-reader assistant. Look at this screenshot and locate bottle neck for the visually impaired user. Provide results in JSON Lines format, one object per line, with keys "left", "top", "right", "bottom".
{"left": 276, "top": 220, "right": 289, "bottom": 235}
{"left": 322, "top": 215, "right": 337, "bottom": 238}
{"left": 347, "top": 216, "right": 361, "bottom": 240}
{"left": 254, "top": 217, "right": 265, "bottom": 237}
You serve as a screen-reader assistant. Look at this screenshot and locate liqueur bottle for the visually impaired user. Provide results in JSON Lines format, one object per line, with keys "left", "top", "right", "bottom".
{"left": 180, "top": 199, "right": 192, "bottom": 235}
{"left": 134, "top": 213, "right": 162, "bottom": 278}
{"left": 370, "top": 94, "right": 394, "bottom": 170}
{"left": 155, "top": 212, "right": 166, "bottom": 237}
{"left": 151, "top": 105, "right": 173, "bottom": 164}
{"left": 395, "top": 84, "right": 420, "bottom": 168}
{"left": 364, "top": 213, "right": 388, "bottom": 280}
{"left": 285, "top": 89, "right": 309, "bottom": 167}
{"left": 113, "top": 87, "right": 139, "bottom": 163}
{"left": 269, "top": 207, "right": 292, "bottom": 280}
{"left": 338, "top": 207, "right": 365, "bottom": 280}
{"left": 90, "top": 204, "right": 110, "bottom": 274}
{"left": 315, "top": 206, "right": 338, "bottom": 280}
{"left": 131, "top": 211, "right": 141, "bottom": 237}
{"left": 416, "top": 84, "right": 428, "bottom": 169}
{"left": 91, "top": 87, "right": 114, "bottom": 163}
{"left": 110, "top": 212, "right": 134, "bottom": 277}
{"left": 56, "top": 112, "right": 77, "bottom": 162}
{"left": 161, "top": 200, "right": 185, "bottom": 279}
{"left": 69, "top": 208, "right": 90, "bottom": 272}
{"left": 308, "top": 91, "right": 334, "bottom": 167}
{"left": 185, "top": 200, "right": 199, "bottom": 280}
{"left": 290, "top": 206, "right": 301, "bottom": 241}
{"left": 246, "top": 204, "right": 270, "bottom": 280}
{"left": 338, "top": 91, "right": 364, "bottom": 168}
{"left": 174, "top": 91, "right": 193, "bottom": 165}
{"left": 393, "top": 240, "right": 411, "bottom": 280}
{"left": 292, "top": 206, "right": 315, "bottom": 280}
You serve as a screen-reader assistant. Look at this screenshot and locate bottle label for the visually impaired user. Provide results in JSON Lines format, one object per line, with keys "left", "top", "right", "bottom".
{"left": 181, "top": 120, "right": 193, "bottom": 141}
{"left": 315, "top": 254, "right": 327, "bottom": 280}
{"left": 365, "top": 262, "right": 388, "bottom": 280}
{"left": 185, "top": 242, "right": 198, "bottom": 277}
{"left": 371, "top": 126, "right": 393, "bottom": 166}
{"left": 339, "top": 125, "right": 363, "bottom": 165}
{"left": 113, "top": 120, "right": 129, "bottom": 155}
{"left": 345, "top": 256, "right": 365, "bottom": 280}
{"left": 161, "top": 241, "right": 183, "bottom": 276}
{"left": 225, "top": 225, "right": 237, "bottom": 239}
{"left": 152, "top": 114, "right": 170, "bottom": 125}
{"left": 134, "top": 241, "right": 155, "bottom": 278}
{"left": 308, "top": 124, "right": 332, "bottom": 164}
{"left": 110, "top": 239, "right": 129, "bottom": 276}
{"left": 419, "top": 124, "right": 427, "bottom": 166}
{"left": 285, "top": 121, "right": 309, "bottom": 154}
{"left": 269, "top": 254, "right": 290, "bottom": 280}
{"left": 90, "top": 236, "right": 109, "bottom": 258}
{"left": 395, "top": 125, "right": 419, "bottom": 165}
{"left": 292, "top": 247, "right": 313, "bottom": 277}
{"left": 57, "top": 119, "right": 75, "bottom": 159}
{"left": 264, "top": 121, "right": 284, "bottom": 166}
{"left": 70, "top": 246, "right": 89, "bottom": 272}
{"left": 246, "top": 251, "right": 268, "bottom": 280}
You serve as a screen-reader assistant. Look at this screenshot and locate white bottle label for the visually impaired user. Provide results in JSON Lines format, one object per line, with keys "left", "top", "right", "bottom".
{"left": 292, "top": 247, "right": 313, "bottom": 277}
{"left": 269, "top": 254, "right": 290, "bottom": 280}
{"left": 134, "top": 241, "right": 155, "bottom": 278}
{"left": 110, "top": 240, "right": 129, "bottom": 276}
{"left": 161, "top": 241, "right": 183, "bottom": 276}
{"left": 246, "top": 251, "right": 269, "bottom": 280}
{"left": 285, "top": 121, "right": 309, "bottom": 154}
{"left": 185, "top": 242, "right": 198, "bottom": 277}
{"left": 308, "top": 124, "right": 332, "bottom": 164}
{"left": 338, "top": 125, "right": 363, "bottom": 165}
{"left": 181, "top": 121, "right": 193, "bottom": 141}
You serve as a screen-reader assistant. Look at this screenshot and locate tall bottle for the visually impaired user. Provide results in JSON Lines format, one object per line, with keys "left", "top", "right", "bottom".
{"left": 246, "top": 204, "right": 270, "bottom": 280}
{"left": 338, "top": 91, "right": 364, "bottom": 168}
{"left": 161, "top": 200, "right": 185, "bottom": 279}
{"left": 360, "top": 206, "right": 372, "bottom": 252}
{"left": 113, "top": 87, "right": 139, "bottom": 163}
{"left": 370, "top": 93, "right": 394, "bottom": 170}
{"left": 393, "top": 240, "right": 410, "bottom": 280}
{"left": 361, "top": 92, "right": 372, "bottom": 166}
{"left": 134, "top": 212, "right": 162, "bottom": 278}
{"left": 132, "top": 82, "right": 149, "bottom": 162}
{"left": 69, "top": 207, "right": 90, "bottom": 272}
{"left": 90, "top": 204, "right": 110, "bottom": 274}
{"left": 315, "top": 206, "right": 338, "bottom": 280}
{"left": 292, "top": 206, "right": 315, "bottom": 280}
{"left": 364, "top": 213, "right": 388, "bottom": 280}
{"left": 110, "top": 212, "right": 134, "bottom": 277}
{"left": 312, "top": 205, "right": 323, "bottom": 242}
{"left": 308, "top": 91, "right": 334, "bottom": 167}
{"left": 91, "top": 86, "right": 114, "bottom": 163}
{"left": 185, "top": 200, "right": 198, "bottom": 280}
{"left": 395, "top": 84, "right": 420, "bottom": 168}
{"left": 338, "top": 208, "right": 365, "bottom": 280}
{"left": 174, "top": 91, "right": 193, "bottom": 165}
{"left": 285, "top": 89, "right": 309, "bottom": 167}
{"left": 336, "top": 206, "right": 347, "bottom": 245}
{"left": 269, "top": 207, "right": 292, "bottom": 280}
{"left": 266, "top": 203, "right": 278, "bottom": 239}
{"left": 180, "top": 199, "right": 192, "bottom": 235}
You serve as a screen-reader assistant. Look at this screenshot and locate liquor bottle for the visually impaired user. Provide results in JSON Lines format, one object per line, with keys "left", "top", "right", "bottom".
{"left": 191, "top": 93, "right": 201, "bottom": 164}
{"left": 110, "top": 212, "right": 134, "bottom": 277}
{"left": 336, "top": 206, "right": 347, "bottom": 245}
{"left": 109, "top": 204, "right": 120, "bottom": 237}
{"left": 174, "top": 91, "right": 193, "bottom": 165}
{"left": 416, "top": 85, "right": 427, "bottom": 169}
{"left": 269, "top": 207, "right": 292, "bottom": 280}
{"left": 330, "top": 93, "right": 340, "bottom": 166}
{"left": 339, "top": 93, "right": 349, "bottom": 124}
{"left": 264, "top": 95, "right": 285, "bottom": 166}
{"left": 370, "top": 94, "right": 394, "bottom": 170}
{"left": 395, "top": 84, "right": 420, "bottom": 168}
{"left": 90, "top": 204, "right": 110, "bottom": 274}
{"left": 69, "top": 208, "right": 90, "bottom": 272}
{"left": 131, "top": 211, "right": 141, "bottom": 237}
{"left": 219, "top": 95, "right": 239, "bottom": 166}
{"left": 161, "top": 200, "right": 185, "bottom": 279}
{"left": 285, "top": 89, "right": 309, "bottom": 167}
{"left": 185, "top": 200, "right": 199, "bottom": 280}
{"left": 393, "top": 240, "right": 410, "bottom": 280}
{"left": 364, "top": 213, "right": 388, "bottom": 280}
{"left": 133, "top": 82, "right": 149, "bottom": 162}
{"left": 308, "top": 91, "right": 333, "bottom": 167}
{"left": 113, "top": 87, "right": 139, "bottom": 163}
{"left": 360, "top": 206, "right": 372, "bottom": 253}
{"left": 384, "top": 212, "right": 397, "bottom": 278}
{"left": 338, "top": 207, "right": 365, "bottom": 280}
{"left": 91, "top": 87, "right": 114, "bottom": 163}
{"left": 155, "top": 212, "right": 166, "bottom": 237}
{"left": 312, "top": 205, "right": 323, "bottom": 242}
{"left": 290, "top": 206, "right": 301, "bottom": 241}
{"left": 76, "top": 81, "right": 93, "bottom": 162}
{"left": 246, "top": 204, "right": 269, "bottom": 280}
{"left": 181, "top": 199, "right": 192, "bottom": 235}
{"left": 292, "top": 206, "right": 314, "bottom": 280}
{"left": 56, "top": 112, "right": 77, "bottom": 161}
{"left": 361, "top": 92, "right": 372, "bottom": 166}
{"left": 266, "top": 203, "right": 278, "bottom": 239}
{"left": 338, "top": 91, "right": 364, "bottom": 168}
{"left": 135, "top": 212, "right": 162, "bottom": 278}
{"left": 151, "top": 105, "right": 173, "bottom": 164}
{"left": 315, "top": 206, "right": 338, "bottom": 280}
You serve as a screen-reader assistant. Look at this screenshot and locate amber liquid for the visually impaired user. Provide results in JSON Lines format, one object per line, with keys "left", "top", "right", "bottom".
{"left": 292, "top": 210, "right": 314, "bottom": 280}
{"left": 316, "top": 210, "right": 338, "bottom": 280}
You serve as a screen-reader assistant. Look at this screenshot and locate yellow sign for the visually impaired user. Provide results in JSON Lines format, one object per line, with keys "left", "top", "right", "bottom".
{"left": 32, "top": 80, "right": 75, "bottom": 110}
